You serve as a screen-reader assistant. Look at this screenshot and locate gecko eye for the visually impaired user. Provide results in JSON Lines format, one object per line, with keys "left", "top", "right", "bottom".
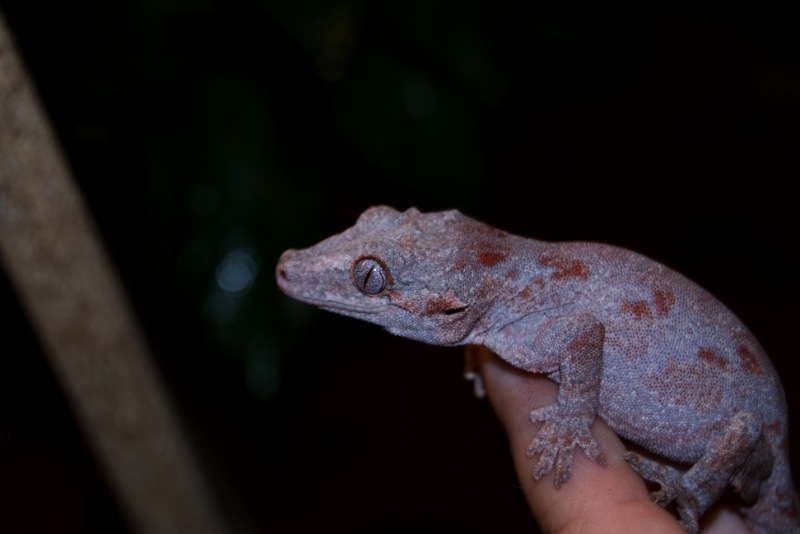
{"left": 351, "top": 256, "right": 391, "bottom": 296}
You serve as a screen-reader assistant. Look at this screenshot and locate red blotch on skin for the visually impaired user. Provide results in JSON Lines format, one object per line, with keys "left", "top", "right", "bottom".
{"left": 737, "top": 344, "right": 764, "bottom": 375}
{"left": 451, "top": 258, "right": 467, "bottom": 271}
{"left": 424, "top": 291, "right": 463, "bottom": 317}
{"left": 476, "top": 251, "right": 507, "bottom": 266}
{"left": 541, "top": 256, "right": 590, "bottom": 280}
{"left": 506, "top": 270, "right": 516, "bottom": 279}
{"left": 566, "top": 325, "right": 604, "bottom": 354}
{"left": 765, "top": 420, "right": 782, "bottom": 433}
{"left": 621, "top": 299, "right": 653, "bottom": 321}
{"left": 388, "top": 291, "right": 415, "bottom": 313}
{"left": 658, "top": 356, "right": 724, "bottom": 410}
{"left": 519, "top": 277, "right": 544, "bottom": 300}
{"left": 425, "top": 296, "right": 449, "bottom": 316}
{"left": 652, "top": 288, "right": 675, "bottom": 316}
{"left": 697, "top": 347, "right": 727, "bottom": 368}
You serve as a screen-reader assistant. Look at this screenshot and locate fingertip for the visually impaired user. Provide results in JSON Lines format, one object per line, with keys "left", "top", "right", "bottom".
{"left": 469, "top": 346, "right": 684, "bottom": 533}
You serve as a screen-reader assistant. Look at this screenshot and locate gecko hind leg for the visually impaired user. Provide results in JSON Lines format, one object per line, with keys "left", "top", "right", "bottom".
{"left": 624, "top": 411, "right": 769, "bottom": 534}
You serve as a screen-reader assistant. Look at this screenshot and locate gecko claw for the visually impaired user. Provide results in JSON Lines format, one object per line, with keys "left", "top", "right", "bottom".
{"left": 624, "top": 451, "right": 701, "bottom": 534}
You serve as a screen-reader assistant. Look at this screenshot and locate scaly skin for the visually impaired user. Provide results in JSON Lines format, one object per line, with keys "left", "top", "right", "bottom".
{"left": 276, "top": 206, "right": 799, "bottom": 533}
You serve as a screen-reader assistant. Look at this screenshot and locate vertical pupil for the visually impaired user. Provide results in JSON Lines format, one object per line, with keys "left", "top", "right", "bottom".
{"left": 354, "top": 258, "right": 387, "bottom": 295}
{"left": 364, "top": 263, "right": 382, "bottom": 293}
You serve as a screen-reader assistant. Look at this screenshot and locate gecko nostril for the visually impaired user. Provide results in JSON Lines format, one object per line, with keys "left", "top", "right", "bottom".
{"left": 278, "top": 267, "right": 289, "bottom": 281}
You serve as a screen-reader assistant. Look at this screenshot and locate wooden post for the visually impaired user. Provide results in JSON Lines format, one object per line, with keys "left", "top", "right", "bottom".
{"left": 0, "top": 10, "right": 231, "bottom": 534}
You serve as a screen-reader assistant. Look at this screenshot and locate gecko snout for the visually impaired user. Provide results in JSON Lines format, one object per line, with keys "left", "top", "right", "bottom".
{"left": 277, "top": 266, "right": 289, "bottom": 282}
{"left": 275, "top": 249, "right": 297, "bottom": 286}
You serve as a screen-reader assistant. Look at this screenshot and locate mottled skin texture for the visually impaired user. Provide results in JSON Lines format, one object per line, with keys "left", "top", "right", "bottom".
{"left": 276, "top": 206, "right": 799, "bottom": 533}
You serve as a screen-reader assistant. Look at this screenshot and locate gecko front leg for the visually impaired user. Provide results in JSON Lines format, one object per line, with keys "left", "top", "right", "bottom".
{"left": 486, "top": 312, "right": 607, "bottom": 486}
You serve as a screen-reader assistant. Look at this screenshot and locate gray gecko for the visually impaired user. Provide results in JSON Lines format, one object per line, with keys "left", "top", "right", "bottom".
{"left": 275, "top": 205, "right": 798, "bottom": 533}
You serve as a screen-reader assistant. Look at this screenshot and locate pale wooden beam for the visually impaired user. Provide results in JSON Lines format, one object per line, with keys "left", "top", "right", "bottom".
{"left": 0, "top": 10, "right": 231, "bottom": 534}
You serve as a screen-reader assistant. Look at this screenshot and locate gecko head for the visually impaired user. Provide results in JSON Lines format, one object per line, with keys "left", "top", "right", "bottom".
{"left": 276, "top": 206, "right": 500, "bottom": 346}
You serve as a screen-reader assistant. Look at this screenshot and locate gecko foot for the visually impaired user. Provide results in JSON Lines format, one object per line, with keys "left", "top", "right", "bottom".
{"left": 624, "top": 452, "right": 700, "bottom": 534}
{"left": 625, "top": 411, "right": 770, "bottom": 534}
{"left": 527, "top": 404, "right": 606, "bottom": 487}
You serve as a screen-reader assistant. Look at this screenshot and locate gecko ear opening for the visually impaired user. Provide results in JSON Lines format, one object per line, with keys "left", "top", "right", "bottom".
{"left": 351, "top": 256, "right": 392, "bottom": 296}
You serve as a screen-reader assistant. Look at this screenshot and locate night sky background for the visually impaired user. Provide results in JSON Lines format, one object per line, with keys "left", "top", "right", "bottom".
{"left": 1, "top": 1, "right": 798, "bottom": 532}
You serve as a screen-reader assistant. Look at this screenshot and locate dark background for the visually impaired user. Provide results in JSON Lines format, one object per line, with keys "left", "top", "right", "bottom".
{"left": 1, "top": 1, "right": 798, "bottom": 532}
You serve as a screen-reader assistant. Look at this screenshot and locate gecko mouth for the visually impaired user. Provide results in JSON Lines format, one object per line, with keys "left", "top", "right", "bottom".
{"left": 318, "top": 300, "right": 383, "bottom": 315}
{"left": 279, "top": 287, "right": 384, "bottom": 315}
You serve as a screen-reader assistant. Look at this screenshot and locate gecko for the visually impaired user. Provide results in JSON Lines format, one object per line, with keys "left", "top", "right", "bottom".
{"left": 275, "top": 205, "right": 799, "bottom": 533}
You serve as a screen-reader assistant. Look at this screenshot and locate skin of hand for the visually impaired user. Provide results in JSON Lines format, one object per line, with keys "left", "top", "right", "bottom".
{"left": 469, "top": 345, "right": 751, "bottom": 534}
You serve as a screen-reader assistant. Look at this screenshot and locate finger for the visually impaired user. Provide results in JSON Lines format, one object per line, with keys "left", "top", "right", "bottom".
{"left": 469, "top": 345, "right": 684, "bottom": 534}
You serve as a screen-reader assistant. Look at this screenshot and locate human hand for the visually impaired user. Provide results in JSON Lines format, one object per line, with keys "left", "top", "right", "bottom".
{"left": 467, "top": 346, "right": 750, "bottom": 534}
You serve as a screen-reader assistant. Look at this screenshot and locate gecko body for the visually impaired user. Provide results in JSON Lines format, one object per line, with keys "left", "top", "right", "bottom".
{"left": 276, "top": 206, "right": 798, "bottom": 533}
